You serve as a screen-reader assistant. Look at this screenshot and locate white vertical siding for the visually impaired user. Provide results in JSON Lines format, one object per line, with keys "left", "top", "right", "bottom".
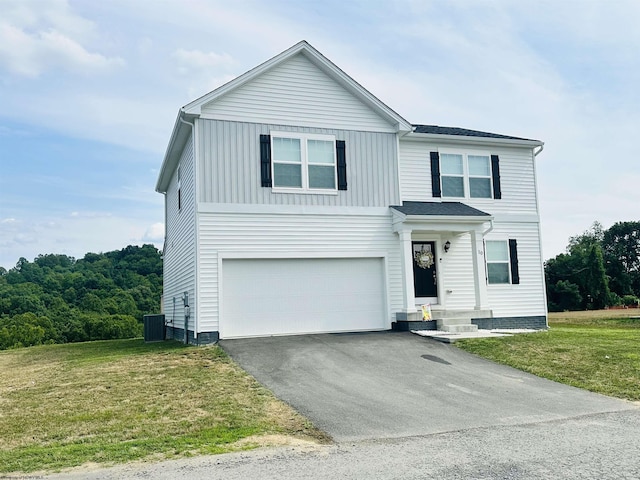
{"left": 485, "top": 222, "right": 547, "bottom": 317}
{"left": 399, "top": 139, "right": 539, "bottom": 215}
{"left": 162, "top": 136, "right": 197, "bottom": 331}
{"left": 198, "top": 119, "right": 400, "bottom": 207}
{"left": 197, "top": 211, "right": 403, "bottom": 333}
{"left": 201, "top": 53, "right": 395, "bottom": 133}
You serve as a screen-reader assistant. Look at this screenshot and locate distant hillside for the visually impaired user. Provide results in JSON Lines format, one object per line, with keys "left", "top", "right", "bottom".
{"left": 0, "top": 244, "right": 162, "bottom": 350}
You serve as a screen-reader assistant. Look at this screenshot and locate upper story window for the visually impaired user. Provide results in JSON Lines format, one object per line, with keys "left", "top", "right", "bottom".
{"left": 271, "top": 132, "right": 337, "bottom": 192}
{"left": 430, "top": 150, "right": 501, "bottom": 200}
{"left": 441, "top": 152, "right": 492, "bottom": 199}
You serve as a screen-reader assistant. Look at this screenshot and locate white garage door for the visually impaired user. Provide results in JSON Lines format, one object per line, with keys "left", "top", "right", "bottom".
{"left": 221, "top": 257, "right": 386, "bottom": 338}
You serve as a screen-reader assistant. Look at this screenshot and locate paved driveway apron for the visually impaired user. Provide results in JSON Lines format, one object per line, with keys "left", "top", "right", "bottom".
{"left": 220, "top": 332, "right": 634, "bottom": 442}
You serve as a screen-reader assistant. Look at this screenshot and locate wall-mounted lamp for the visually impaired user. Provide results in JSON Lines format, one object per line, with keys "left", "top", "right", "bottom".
{"left": 444, "top": 241, "right": 451, "bottom": 253}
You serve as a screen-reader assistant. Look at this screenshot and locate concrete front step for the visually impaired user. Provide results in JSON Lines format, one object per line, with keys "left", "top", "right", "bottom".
{"left": 439, "top": 323, "right": 479, "bottom": 333}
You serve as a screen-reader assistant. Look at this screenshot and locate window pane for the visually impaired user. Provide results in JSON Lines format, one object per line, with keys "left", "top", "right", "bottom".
{"left": 488, "top": 263, "right": 510, "bottom": 284}
{"left": 274, "top": 163, "right": 302, "bottom": 187}
{"left": 308, "top": 140, "right": 334, "bottom": 164}
{"left": 273, "top": 137, "right": 301, "bottom": 163}
{"left": 440, "top": 154, "right": 463, "bottom": 174}
{"left": 442, "top": 176, "right": 464, "bottom": 197}
{"left": 468, "top": 155, "right": 490, "bottom": 176}
{"left": 308, "top": 165, "right": 335, "bottom": 189}
{"left": 470, "top": 177, "right": 491, "bottom": 198}
{"left": 486, "top": 241, "right": 508, "bottom": 261}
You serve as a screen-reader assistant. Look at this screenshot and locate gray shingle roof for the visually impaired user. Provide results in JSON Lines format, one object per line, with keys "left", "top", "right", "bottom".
{"left": 390, "top": 201, "right": 491, "bottom": 217}
{"left": 412, "top": 124, "right": 537, "bottom": 142}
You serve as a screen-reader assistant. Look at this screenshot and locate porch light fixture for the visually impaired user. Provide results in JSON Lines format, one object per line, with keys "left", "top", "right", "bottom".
{"left": 444, "top": 241, "right": 451, "bottom": 253}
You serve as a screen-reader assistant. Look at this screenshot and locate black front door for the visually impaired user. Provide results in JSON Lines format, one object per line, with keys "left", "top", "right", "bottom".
{"left": 412, "top": 241, "right": 438, "bottom": 298}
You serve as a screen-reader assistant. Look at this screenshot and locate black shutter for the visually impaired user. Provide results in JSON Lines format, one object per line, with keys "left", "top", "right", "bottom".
{"left": 430, "top": 151, "right": 441, "bottom": 197}
{"left": 509, "top": 239, "right": 520, "bottom": 284}
{"left": 260, "top": 134, "right": 272, "bottom": 187}
{"left": 491, "top": 155, "right": 501, "bottom": 199}
{"left": 336, "top": 140, "right": 347, "bottom": 190}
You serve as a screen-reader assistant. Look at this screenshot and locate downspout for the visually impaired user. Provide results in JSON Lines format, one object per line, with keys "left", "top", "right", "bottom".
{"left": 178, "top": 113, "right": 197, "bottom": 344}
{"left": 533, "top": 143, "right": 548, "bottom": 323}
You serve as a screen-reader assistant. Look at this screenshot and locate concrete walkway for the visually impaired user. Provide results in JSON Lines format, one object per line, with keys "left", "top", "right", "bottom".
{"left": 220, "top": 331, "right": 635, "bottom": 442}
{"left": 412, "top": 328, "right": 541, "bottom": 343}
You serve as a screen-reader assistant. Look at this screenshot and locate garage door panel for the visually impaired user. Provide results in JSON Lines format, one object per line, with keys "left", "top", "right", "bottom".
{"left": 221, "top": 258, "right": 386, "bottom": 338}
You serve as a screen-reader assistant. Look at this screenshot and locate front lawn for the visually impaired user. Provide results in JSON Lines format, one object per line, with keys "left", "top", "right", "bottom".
{"left": 0, "top": 339, "right": 327, "bottom": 474}
{"left": 456, "top": 310, "right": 640, "bottom": 401}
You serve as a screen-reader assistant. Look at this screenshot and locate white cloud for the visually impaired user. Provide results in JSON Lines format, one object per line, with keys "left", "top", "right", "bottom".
{"left": 0, "top": 23, "right": 124, "bottom": 77}
{"left": 0, "top": 0, "right": 124, "bottom": 77}
{"left": 143, "top": 223, "right": 165, "bottom": 243}
{"left": 173, "top": 49, "right": 234, "bottom": 73}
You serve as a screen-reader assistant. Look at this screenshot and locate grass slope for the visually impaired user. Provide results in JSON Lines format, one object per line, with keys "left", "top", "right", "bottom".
{"left": 0, "top": 339, "right": 327, "bottom": 474}
{"left": 456, "top": 310, "right": 640, "bottom": 401}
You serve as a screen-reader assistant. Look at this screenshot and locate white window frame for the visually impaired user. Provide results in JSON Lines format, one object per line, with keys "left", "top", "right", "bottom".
{"left": 439, "top": 149, "right": 493, "bottom": 200}
{"left": 271, "top": 131, "right": 338, "bottom": 194}
{"left": 485, "top": 240, "right": 511, "bottom": 285}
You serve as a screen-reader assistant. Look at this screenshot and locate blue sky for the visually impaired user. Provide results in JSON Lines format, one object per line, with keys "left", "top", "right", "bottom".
{"left": 1, "top": 0, "right": 639, "bottom": 270}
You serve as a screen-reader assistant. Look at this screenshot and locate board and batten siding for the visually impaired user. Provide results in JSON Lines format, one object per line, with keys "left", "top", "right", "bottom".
{"left": 196, "top": 210, "right": 403, "bottom": 334}
{"left": 485, "top": 222, "right": 547, "bottom": 318}
{"left": 162, "top": 136, "right": 197, "bottom": 332}
{"left": 201, "top": 53, "right": 395, "bottom": 133}
{"left": 197, "top": 119, "right": 400, "bottom": 207}
{"left": 399, "top": 139, "right": 540, "bottom": 215}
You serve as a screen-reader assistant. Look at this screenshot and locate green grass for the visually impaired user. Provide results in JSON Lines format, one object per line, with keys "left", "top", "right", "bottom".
{"left": 456, "top": 310, "right": 640, "bottom": 401}
{"left": 0, "top": 339, "right": 327, "bottom": 474}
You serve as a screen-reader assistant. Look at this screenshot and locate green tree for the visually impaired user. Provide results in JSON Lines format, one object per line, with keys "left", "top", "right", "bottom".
{"left": 602, "top": 221, "right": 640, "bottom": 296}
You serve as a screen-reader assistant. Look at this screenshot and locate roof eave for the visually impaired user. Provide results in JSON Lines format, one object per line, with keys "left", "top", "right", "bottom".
{"left": 404, "top": 214, "right": 493, "bottom": 223}
{"left": 404, "top": 131, "right": 544, "bottom": 148}
{"left": 155, "top": 110, "right": 197, "bottom": 194}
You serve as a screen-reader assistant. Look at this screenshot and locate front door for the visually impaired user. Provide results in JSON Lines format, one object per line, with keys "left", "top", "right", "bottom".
{"left": 412, "top": 241, "right": 438, "bottom": 299}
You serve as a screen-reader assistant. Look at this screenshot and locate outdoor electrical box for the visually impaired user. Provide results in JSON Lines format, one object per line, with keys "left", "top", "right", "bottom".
{"left": 143, "top": 314, "right": 165, "bottom": 342}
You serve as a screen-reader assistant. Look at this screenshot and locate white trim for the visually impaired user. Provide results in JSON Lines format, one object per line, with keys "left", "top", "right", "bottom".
{"left": 411, "top": 237, "right": 443, "bottom": 308}
{"left": 193, "top": 118, "right": 200, "bottom": 337}
{"left": 270, "top": 131, "right": 338, "bottom": 193}
{"left": 217, "top": 252, "right": 391, "bottom": 338}
{"left": 438, "top": 148, "right": 493, "bottom": 200}
{"left": 485, "top": 239, "right": 512, "bottom": 285}
{"left": 219, "top": 250, "right": 388, "bottom": 260}
{"left": 198, "top": 114, "right": 398, "bottom": 133}
{"left": 198, "top": 203, "right": 391, "bottom": 216}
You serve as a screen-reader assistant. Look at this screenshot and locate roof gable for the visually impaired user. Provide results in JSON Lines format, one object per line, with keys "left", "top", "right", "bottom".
{"left": 183, "top": 41, "right": 412, "bottom": 133}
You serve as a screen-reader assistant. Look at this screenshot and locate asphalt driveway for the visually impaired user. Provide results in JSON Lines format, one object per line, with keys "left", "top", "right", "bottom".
{"left": 220, "top": 331, "right": 635, "bottom": 442}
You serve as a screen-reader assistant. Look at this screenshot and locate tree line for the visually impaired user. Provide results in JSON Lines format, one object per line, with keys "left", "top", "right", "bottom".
{"left": 545, "top": 221, "right": 640, "bottom": 311}
{"left": 0, "top": 244, "right": 162, "bottom": 350}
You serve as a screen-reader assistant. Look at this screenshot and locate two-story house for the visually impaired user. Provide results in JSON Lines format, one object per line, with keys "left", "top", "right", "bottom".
{"left": 156, "top": 41, "right": 547, "bottom": 343}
